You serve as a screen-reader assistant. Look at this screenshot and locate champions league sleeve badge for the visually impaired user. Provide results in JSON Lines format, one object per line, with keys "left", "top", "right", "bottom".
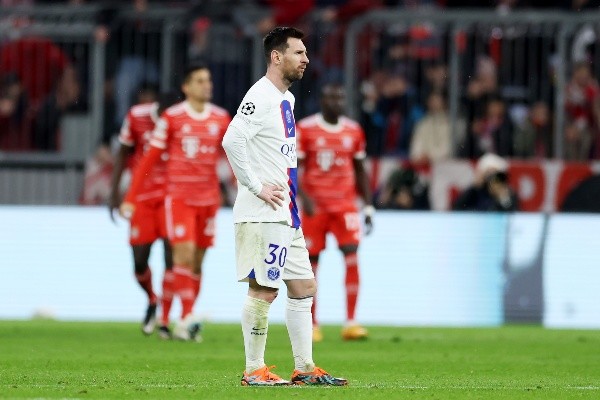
{"left": 241, "top": 102, "right": 255, "bottom": 115}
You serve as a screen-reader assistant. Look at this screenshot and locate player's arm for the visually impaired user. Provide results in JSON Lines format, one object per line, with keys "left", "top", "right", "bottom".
{"left": 109, "top": 114, "right": 136, "bottom": 221}
{"left": 222, "top": 99, "right": 284, "bottom": 210}
{"left": 119, "top": 146, "right": 161, "bottom": 219}
{"left": 119, "top": 117, "right": 168, "bottom": 219}
{"left": 109, "top": 144, "right": 133, "bottom": 222}
{"left": 353, "top": 157, "right": 374, "bottom": 235}
{"left": 222, "top": 124, "right": 284, "bottom": 210}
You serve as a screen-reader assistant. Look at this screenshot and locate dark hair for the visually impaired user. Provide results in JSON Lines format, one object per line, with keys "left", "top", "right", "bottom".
{"left": 137, "top": 81, "right": 159, "bottom": 96}
{"left": 182, "top": 62, "right": 210, "bottom": 83}
{"left": 157, "top": 91, "right": 183, "bottom": 114}
{"left": 263, "top": 27, "right": 304, "bottom": 64}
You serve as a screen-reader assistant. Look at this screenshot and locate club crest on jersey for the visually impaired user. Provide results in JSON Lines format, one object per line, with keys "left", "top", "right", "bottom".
{"left": 208, "top": 122, "right": 220, "bottom": 136}
{"left": 182, "top": 136, "right": 200, "bottom": 158}
{"left": 130, "top": 226, "right": 139, "bottom": 239}
{"left": 241, "top": 102, "right": 255, "bottom": 115}
{"left": 342, "top": 136, "right": 353, "bottom": 149}
{"left": 267, "top": 266, "right": 280, "bottom": 281}
{"left": 175, "top": 224, "right": 186, "bottom": 237}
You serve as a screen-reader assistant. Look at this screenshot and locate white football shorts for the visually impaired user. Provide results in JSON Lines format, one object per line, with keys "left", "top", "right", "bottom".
{"left": 235, "top": 222, "right": 314, "bottom": 288}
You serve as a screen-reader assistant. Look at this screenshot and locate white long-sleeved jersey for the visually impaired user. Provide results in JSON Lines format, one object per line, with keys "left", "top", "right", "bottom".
{"left": 222, "top": 76, "right": 300, "bottom": 228}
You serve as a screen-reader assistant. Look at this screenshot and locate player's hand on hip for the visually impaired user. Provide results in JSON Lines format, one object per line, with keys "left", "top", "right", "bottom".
{"left": 108, "top": 192, "right": 121, "bottom": 223}
{"left": 364, "top": 215, "right": 374, "bottom": 235}
{"left": 119, "top": 201, "right": 136, "bottom": 220}
{"left": 257, "top": 184, "right": 285, "bottom": 210}
{"left": 363, "top": 205, "right": 375, "bottom": 235}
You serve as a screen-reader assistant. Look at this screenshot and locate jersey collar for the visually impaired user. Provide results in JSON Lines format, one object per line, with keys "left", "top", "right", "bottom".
{"left": 150, "top": 102, "right": 159, "bottom": 123}
{"left": 183, "top": 101, "right": 212, "bottom": 120}
{"left": 316, "top": 113, "right": 343, "bottom": 133}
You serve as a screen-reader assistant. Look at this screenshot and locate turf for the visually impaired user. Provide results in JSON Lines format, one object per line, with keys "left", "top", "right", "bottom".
{"left": 0, "top": 321, "right": 599, "bottom": 399}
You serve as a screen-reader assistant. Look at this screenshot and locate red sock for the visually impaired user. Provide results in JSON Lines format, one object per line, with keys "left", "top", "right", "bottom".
{"left": 173, "top": 265, "right": 196, "bottom": 319}
{"left": 135, "top": 267, "right": 157, "bottom": 305}
{"left": 344, "top": 253, "right": 359, "bottom": 322}
{"left": 161, "top": 269, "right": 175, "bottom": 326}
{"left": 310, "top": 259, "right": 319, "bottom": 325}
{"left": 192, "top": 273, "right": 201, "bottom": 299}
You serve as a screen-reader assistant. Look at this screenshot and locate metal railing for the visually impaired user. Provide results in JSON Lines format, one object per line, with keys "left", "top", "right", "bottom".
{"left": 344, "top": 9, "right": 600, "bottom": 159}
{"left": 4, "top": 6, "right": 600, "bottom": 204}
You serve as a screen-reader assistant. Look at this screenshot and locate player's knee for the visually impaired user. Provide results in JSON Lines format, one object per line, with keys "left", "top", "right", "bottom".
{"left": 340, "top": 245, "right": 358, "bottom": 255}
{"left": 305, "top": 279, "right": 317, "bottom": 297}
{"left": 251, "top": 288, "right": 279, "bottom": 303}
{"left": 249, "top": 280, "right": 279, "bottom": 303}
{"left": 133, "top": 261, "right": 148, "bottom": 275}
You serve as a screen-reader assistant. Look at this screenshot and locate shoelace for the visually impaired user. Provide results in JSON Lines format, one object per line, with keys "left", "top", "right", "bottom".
{"left": 261, "top": 365, "right": 281, "bottom": 381}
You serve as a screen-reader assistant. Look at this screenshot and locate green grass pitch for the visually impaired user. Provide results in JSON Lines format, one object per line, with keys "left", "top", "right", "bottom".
{"left": 1, "top": 321, "right": 599, "bottom": 399}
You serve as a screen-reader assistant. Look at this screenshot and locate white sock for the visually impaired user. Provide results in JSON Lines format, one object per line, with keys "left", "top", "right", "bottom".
{"left": 286, "top": 297, "right": 315, "bottom": 373}
{"left": 241, "top": 296, "right": 271, "bottom": 373}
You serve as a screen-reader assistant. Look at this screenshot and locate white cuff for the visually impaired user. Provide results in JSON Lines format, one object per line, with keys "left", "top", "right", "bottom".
{"left": 363, "top": 205, "right": 375, "bottom": 218}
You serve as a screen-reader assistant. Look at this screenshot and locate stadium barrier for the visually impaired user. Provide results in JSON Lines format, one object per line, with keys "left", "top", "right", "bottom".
{"left": 366, "top": 158, "right": 600, "bottom": 212}
{"left": 1, "top": 206, "right": 598, "bottom": 329}
{"left": 5, "top": 7, "right": 600, "bottom": 205}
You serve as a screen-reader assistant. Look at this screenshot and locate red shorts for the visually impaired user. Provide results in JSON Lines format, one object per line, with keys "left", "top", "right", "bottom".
{"left": 164, "top": 196, "right": 219, "bottom": 248}
{"left": 301, "top": 210, "right": 361, "bottom": 256}
{"left": 129, "top": 197, "right": 167, "bottom": 245}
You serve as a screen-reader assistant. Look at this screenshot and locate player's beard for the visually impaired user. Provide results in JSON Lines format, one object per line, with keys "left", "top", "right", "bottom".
{"left": 283, "top": 68, "right": 304, "bottom": 84}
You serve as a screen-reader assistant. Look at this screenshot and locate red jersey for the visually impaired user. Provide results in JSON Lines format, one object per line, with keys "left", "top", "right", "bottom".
{"left": 150, "top": 101, "right": 231, "bottom": 206}
{"left": 119, "top": 102, "right": 166, "bottom": 202}
{"left": 565, "top": 82, "right": 600, "bottom": 128}
{"left": 297, "top": 114, "right": 367, "bottom": 213}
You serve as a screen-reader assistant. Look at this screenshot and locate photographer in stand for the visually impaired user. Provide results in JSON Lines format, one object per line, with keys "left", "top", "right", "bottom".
{"left": 452, "top": 153, "right": 519, "bottom": 212}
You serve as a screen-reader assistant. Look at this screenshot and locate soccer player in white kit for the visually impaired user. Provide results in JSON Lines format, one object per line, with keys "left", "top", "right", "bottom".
{"left": 222, "top": 27, "right": 348, "bottom": 386}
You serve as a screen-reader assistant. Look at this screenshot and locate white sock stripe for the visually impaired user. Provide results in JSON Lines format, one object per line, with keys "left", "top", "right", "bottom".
{"left": 173, "top": 266, "right": 195, "bottom": 277}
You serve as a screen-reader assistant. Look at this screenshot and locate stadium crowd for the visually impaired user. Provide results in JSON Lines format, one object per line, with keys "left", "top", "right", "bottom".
{"left": 2, "top": 0, "right": 600, "bottom": 211}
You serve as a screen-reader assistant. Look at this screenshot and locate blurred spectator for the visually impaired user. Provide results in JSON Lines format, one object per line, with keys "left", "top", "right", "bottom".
{"left": 419, "top": 61, "right": 447, "bottom": 105}
{"left": 31, "top": 65, "right": 81, "bottom": 150}
{"left": 80, "top": 143, "right": 114, "bottom": 205}
{"left": 461, "top": 96, "right": 514, "bottom": 158}
{"left": 463, "top": 56, "right": 500, "bottom": 125}
{"left": 409, "top": 91, "right": 465, "bottom": 163}
{"left": 0, "top": 72, "right": 30, "bottom": 150}
{"left": 452, "top": 153, "right": 519, "bottom": 212}
{"left": 256, "top": 0, "right": 315, "bottom": 34}
{"left": 513, "top": 101, "right": 553, "bottom": 159}
{"left": 100, "top": 1, "right": 160, "bottom": 127}
{"left": 187, "top": 17, "right": 212, "bottom": 61}
{"left": 564, "top": 121, "right": 593, "bottom": 160}
{"left": 360, "top": 77, "right": 386, "bottom": 155}
{"left": 376, "top": 167, "right": 430, "bottom": 210}
{"left": 564, "top": 61, "right": 600, "bottom": 160}
{"left": 0, "top": 36, "right": 71, "bottom": 108}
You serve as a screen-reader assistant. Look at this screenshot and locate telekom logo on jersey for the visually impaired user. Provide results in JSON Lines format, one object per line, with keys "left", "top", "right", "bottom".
{"left": 181, "top": 136, "right": 216, "bottom": 158}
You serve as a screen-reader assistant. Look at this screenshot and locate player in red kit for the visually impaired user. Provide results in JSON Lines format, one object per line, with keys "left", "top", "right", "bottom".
{"left": 109, "top": 91, "right": 180, "bottom": 338}
{"left": 297, "top": 83, "right": 374, "bottom": 342}
{"left": 120, "top": 63, "right": 231, "bottom": 341}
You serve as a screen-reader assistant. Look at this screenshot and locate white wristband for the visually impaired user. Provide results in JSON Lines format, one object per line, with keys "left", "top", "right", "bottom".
{"left": 363, "top": 205, "right": 375, "bottom": 218}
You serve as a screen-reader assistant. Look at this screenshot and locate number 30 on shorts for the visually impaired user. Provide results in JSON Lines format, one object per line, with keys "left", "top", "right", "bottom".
{"left": 264, "top": 243, "right": 288, "bottom": 268}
